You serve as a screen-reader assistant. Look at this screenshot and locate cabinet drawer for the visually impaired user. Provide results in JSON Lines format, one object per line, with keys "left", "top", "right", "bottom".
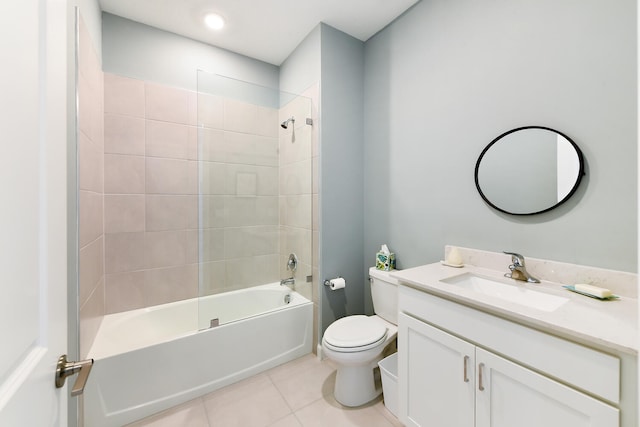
{"left": 399, "top": 285, "right": 620, "bottom": 404}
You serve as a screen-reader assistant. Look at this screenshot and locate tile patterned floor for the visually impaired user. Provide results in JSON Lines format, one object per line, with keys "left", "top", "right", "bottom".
{"left": 126, "top": 354, "right": 403, "bottom": 427}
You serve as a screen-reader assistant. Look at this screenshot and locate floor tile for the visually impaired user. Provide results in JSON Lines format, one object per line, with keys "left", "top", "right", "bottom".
{"left": 267, "top": 414, "right": 303, "bottom": 427}
{"left": 269, "top": 355, "right": 336, "bottom": 411}
{"left": 202, "top": 374, "right": 291, "bottom": 427}
{"left": 125, "top": 398, "right": 209, "bottom": 427}
{"left": 293, "top": 394, "right": 396, "bottom": 427}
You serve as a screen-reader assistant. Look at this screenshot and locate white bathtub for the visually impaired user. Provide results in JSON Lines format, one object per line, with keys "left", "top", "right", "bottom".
{"left": 84, "top": 283, "right": 313, "bottom": 427}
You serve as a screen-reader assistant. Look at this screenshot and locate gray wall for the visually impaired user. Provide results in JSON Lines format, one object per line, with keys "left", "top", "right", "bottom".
{"left": 364, "top": 0, "right": 637, "bottom": 278}
{"left": 320, "top": 24, "right": 365, "bottom": 331}
{"left": 102, "top": 13, "right": 279, "bottom": 92}
{"left": 279, "top": 25, "right": 321, "bottom": 95}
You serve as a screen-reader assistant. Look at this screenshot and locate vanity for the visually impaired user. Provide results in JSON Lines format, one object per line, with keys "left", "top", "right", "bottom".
{"left": 391, "top": 247, "right": 638, "bottom": 427}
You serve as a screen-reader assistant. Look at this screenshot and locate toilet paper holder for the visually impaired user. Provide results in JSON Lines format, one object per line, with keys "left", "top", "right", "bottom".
{"left": 324, "top": 277, "right": 343, "bottom": 287}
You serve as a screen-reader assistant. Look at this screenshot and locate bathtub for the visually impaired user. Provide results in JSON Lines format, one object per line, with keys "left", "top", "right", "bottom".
{"left": 84, "top": 283, "right": 313, "bottom": 427}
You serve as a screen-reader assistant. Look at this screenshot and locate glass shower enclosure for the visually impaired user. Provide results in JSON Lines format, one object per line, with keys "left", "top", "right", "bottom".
{"left": 196, "top": 71, "right": 313, "bottom": 329}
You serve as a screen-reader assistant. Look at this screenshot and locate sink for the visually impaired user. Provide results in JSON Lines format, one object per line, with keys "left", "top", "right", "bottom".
{"left": 440, "top": 273, "right": 569, "bottom": 312}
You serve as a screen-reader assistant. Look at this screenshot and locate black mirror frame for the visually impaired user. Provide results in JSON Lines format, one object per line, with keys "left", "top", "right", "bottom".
{"left": 474, "top": 126, "right": 585, "bottom": 216}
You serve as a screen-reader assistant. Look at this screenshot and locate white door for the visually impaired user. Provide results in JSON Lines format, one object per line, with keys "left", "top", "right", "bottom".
{"left": 475, "top": 348, "right": 619, "bottom": 427}
{"left": 0, "top": 1, "right": 70, "bottom": 425}
{"left": 398, "top": 313, "right": 476, "bottom": 427}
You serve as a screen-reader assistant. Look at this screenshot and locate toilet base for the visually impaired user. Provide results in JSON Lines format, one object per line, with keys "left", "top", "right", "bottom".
{"left": 334, "top": 359, "right": 382, "bottom": 407}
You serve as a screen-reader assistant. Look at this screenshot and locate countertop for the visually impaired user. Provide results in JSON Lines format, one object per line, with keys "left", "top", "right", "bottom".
{"left": 392, "top": 262, "right": 638, "bottom": 356}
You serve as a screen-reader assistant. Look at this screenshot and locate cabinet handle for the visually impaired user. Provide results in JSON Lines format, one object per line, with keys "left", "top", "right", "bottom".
{"left": 478, "top": 363, "right": 485, "bottom": 391}
{"left": 463, "top": 356, "right": 469, "bottom": 383}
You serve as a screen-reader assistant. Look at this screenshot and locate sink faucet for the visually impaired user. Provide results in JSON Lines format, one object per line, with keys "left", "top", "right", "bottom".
{"left": 503, "top": 251, "right": 540, "bottom": 283}
{"left": 280, "top": 277, "right": 295, "bottom": 287}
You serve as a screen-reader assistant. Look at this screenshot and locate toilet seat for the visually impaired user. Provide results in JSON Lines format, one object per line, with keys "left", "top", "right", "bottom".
{"left": 323, "top": 315, "right": 388, "bottom": 353}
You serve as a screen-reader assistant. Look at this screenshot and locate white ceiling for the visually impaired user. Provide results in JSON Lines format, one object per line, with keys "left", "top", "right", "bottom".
{"left": 98, "top": 0, "right": 419, "bottom": 65}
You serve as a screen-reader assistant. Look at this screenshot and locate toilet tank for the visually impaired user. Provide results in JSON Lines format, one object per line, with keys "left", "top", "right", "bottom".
{"left": 369, "top": 267, "right": 399, "bottom": 325}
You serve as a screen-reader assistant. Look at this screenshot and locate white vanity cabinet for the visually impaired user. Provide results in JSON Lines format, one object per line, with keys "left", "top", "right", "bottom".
{"left": 398, "top": 285, "right": 622, "bottom": 427}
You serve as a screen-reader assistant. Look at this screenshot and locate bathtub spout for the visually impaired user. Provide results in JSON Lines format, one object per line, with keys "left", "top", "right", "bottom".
{"left": 280, "top": 277, "right": 295, "bottom": 287}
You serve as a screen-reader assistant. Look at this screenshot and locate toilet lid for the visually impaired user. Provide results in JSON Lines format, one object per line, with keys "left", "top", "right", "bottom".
{"left": 323, "top": 315, "right": 388, "bottom": 349}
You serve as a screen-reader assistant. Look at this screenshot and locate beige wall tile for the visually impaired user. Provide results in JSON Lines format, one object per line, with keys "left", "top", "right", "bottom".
{"left": 280, "top": 227, "right": 312, "bottom": 268}
{"left": 224, "top": 254, "right": 279, "bottom": 288}
{"left": 144, "top": 264, "right": 198, "bottom": 306}
{"left": 200, "top": 228, "right": 225, "bottom": 262}
{"left": 256, "top": 106, "right": 279, "bottom": 138}
{"left": 104, "top": 194, "right": 145, "bottom": 233}
{"left": 312, "top": 194, "right": 319, "bottom": 231}
{"left": 104, "top": 154, "right": 145, "bottom": 194}
{"left": 104, "top": 113, "right": 145, "bottom": 155}
{"left": 104, "top": 232, "right": 145, "bottom": 274}
{"left": 255, "top": 136, "right": 279, "bottom": 167}
{"left": 146, "top": 157, "right": 189, "bottom": 194}
{"left": 144, "top": 230, "right": 187, "bottom": 269}
{"left": 78, "top": 131, "right": 103, "bottom": 193}
{"left": 199, "top": 261, "right": 226, "bottom": 296}
{"left": 281, "top": 195, "right": 312, "bottom": 229}
{"left": 146, "top": 82, "right": 190, "bottom": 124}
{"left": 201, "top": 196, "right": 226, "bottom": 228}
{"left": 199, "top": 128, "right": 225, "bottom": 162}
{"left": 186, "top": 230, "right": 198, "bottom": 264}
{"left": 105, "top": 271, "right": 146, "bottom": 314}
{"left": 199, "top": 161, "right": 226, "bottom": 195}
{"left": 226, "top": 164, "right": 278, "bottom": 196}
{"left": 80, "top": 78, "right": 103, "bottom": 147}
{"left": 197, "top": 93, "right": 223, "bottom": 129}
{"left": 186, "top": 195, "right": 198, "bottom": 229}
{"left": 187, "top": 126, "right": 198, "bottom": 160}
{"left": 280, "top": 124, "right": 312, "bottom": 165}
{"left": 79, "top": 236, "right": 104, "bottom": 307}
{"left": 146, "top": 120, "right": 189, "bottom": 159}
{"left": 280, "top": 160, "right": 312, "bottom": 196}
{"left": 145, "top": 195, "right": 189, "bottom": 231}
{"left": 104, "top": 73, "right": 145, "bottom": 117}
{"left": 223, "top": 99, "right": 258, "bottom": 135}
{"left": 224, "top": 226, "right": 279, "bottom": 259}
{"left": 223, "top": 131, "right": 255, "bottom": 165}
{"left": 79, "top": 278, "right": 105, "bottom": 358}
{"left": 187, "top": 160, "right": 199, "bottom": 195}
{"left": 79, "top": 190, "right": 103, "bottom": 248}
{"left": 187, "top": 90, "right": 197, "bottom": 127}
{"left": 225, "top": 196, "right": 278, "bottom": 227}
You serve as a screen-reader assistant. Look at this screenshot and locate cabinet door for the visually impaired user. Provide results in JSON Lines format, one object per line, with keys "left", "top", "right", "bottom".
{"left": 476, "top": 348, "right": 619, "bottom": 427}
{"left": 398, "top": 313, "right": 475, "bottom": 427}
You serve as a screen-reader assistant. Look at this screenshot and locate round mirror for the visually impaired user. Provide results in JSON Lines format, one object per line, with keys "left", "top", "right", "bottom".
{"left": 475, "top": 126, "right": 585, "bottom": 215}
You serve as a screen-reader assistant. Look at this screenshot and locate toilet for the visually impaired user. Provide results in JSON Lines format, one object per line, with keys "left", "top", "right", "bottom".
{"left": 322, "top": 267, "right": 399, "bottom": 407}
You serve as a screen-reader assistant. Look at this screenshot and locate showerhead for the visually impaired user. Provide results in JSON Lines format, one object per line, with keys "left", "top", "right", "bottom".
{"left": 280, "top": 117, "right": 295, "bottom": 129}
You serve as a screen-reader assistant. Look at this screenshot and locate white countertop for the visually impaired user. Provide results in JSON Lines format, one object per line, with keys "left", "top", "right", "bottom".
{"left": 392, "top": 262, "right": 638, "bottom": 356}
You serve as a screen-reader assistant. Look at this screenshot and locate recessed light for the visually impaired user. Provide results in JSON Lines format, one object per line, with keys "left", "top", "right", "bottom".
{"left": 204, "top": 13, "right": 225, "bottom": 30}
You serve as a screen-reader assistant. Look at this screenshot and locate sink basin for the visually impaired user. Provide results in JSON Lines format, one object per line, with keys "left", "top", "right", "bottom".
{"left": 440, "top": 273, "right": 569, "bottom": 312}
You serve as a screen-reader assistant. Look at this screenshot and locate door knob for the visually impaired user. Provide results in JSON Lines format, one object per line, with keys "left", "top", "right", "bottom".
{"left": 55, "top": 354, "right": 93, "bottom": 396}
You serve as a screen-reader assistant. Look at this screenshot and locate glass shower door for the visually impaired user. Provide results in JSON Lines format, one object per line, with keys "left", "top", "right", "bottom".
{"left": 196, "top": 71, "right": 313, "bottom": 329}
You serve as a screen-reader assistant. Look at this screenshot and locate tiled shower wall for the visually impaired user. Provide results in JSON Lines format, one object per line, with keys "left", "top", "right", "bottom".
{"left": 102, "top": 74, "right": 313, "bottom": 314}
{"left": 78, "top": 16, "right": 105, "bottom": 358}
{"left": 197, "top": 92, "right": 281, "bottom": 295}
{"left": 102, "top": 73, "right": 199, "bottom": 314}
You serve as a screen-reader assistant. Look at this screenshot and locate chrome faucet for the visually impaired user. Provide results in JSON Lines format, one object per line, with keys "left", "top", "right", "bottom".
{"left": 280, "top": 277, "right": 295, "bottom": 286}
{"left": 503, "top": 251, "right": 540, "bottom": 283}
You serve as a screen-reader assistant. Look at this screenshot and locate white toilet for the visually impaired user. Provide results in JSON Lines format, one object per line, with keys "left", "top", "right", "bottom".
{"left": 322, "top": 267, "right": 399, "bottom": 407}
